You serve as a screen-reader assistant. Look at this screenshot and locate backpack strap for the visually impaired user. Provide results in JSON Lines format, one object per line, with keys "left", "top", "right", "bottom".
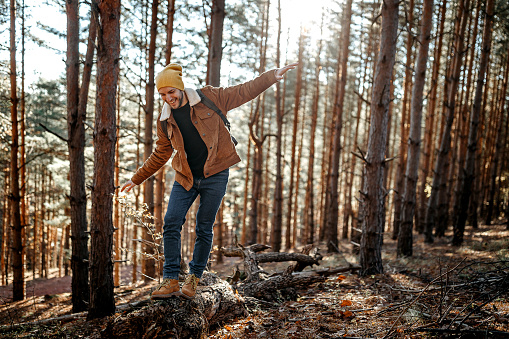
{"left": 196, "top": 88, "right": 237, "bottom": 145}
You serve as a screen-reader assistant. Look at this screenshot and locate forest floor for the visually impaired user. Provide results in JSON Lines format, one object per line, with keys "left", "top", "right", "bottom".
{"left": 0, "top": 222, "right": 508, "bottom": 338}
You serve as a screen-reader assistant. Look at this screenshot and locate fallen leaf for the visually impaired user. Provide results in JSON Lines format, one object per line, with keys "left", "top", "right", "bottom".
{"left": 341, "top": 300, "right": 352, "bottom": 307}
{"left": 343, "top": 311, "right": 353, "bottom": 318}
{"left": 224, "top": 325, "right": 233, "bottom": 331}
{"left": 337, "top": 275, "right": 346, "bottom": 281}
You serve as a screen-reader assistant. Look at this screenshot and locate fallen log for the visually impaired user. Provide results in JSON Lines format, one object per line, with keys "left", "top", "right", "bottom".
{"left": 283, "top": 264, "right": 361, "bottom": 277}
{"left": 239, "top": 267, "right": 327, "bottom": 301}
{"left": 101, "top": 272, "right": 247, "bottom": 339}
{"left": 220, "top": 244, "right": 321, "bottom": 274}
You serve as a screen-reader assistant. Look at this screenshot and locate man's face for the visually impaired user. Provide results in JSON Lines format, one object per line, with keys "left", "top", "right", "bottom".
{"left": 159, "top": 87, "right": 186, "bottom": 109}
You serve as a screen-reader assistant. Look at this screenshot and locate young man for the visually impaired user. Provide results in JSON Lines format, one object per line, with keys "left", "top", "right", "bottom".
{"left": 121, "top": 62, "right": 297, "bottom": 299}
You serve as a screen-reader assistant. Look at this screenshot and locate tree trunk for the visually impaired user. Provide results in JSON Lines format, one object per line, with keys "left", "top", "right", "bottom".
{"left": 101, "top": 273, "right": 247, "bottom": 338}
{"left": 424, "top": 0, "right": 470, "bottom": 243}
{"left": 10, "top": 0, "right": 24, "bottom": 302}
{"left": 304, "top": 16, "right": 324, "bottom": 245}
{"left": 20, "top": 0, "right": 27, "bottom": 286}
{"left": 453, "top": 0, "right": 494, "bottom": 245}
{"left": 451, "top": 1, "right": 480, "bottom": 229}
{"left": 142, "top": 0, "right": 159, "bottom": 282}
{"left": 397, "top": 0, "right": 434, "bottom": 257}
{"left": 114, "top": 94, "right": 121, "bottom": 286}
{"left": 248, "top": 1, "right": 269, "bottom": 246}
{"left": 1, "top": 182, "right": 6, "bottom": 285}
{"left": 324, "top": 0, "right": 353, "bottom": 253}
{"left": 272, "top": 0, "right": 284, "bottom": 250}
{"left": 165, "top": 0, "right": 175, "bottom": 63}
{"left": 241, "top": 130, "right": 251, "bottom": 245}
{"left": 88, "top": 0, "right": 120, "bottom": 320}
{"left": 485, "top": 72, "right": 506, "bottom": 225}
{"left": 207, "top": 0, "right": 225, "bottom": 86}
{"left": 284, "top": 28, "right": 303, "bottom": 251}
{"left": 392, "top": 0, "right": 414, "bottom": 240}
{"left": 417, "top": 0, "right": 447, "bottom": 234}
{"left": 359, "top": 0, "right": 398, "bottom": 276}
{"left": 248, "top": 122, "right": 263, "bottom": 245}
{"left": 67, "top": 0, "right": 93, "bottom": 313}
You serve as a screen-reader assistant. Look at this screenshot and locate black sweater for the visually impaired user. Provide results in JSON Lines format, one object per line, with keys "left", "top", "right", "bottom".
{"left": 172, "top": 102, "right": 208, "bottom": 178}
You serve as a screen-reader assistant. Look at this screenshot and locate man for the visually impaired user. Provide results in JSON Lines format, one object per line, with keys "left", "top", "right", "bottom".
{"left": 121, "top": 62, "right": 297, "bottom": 299}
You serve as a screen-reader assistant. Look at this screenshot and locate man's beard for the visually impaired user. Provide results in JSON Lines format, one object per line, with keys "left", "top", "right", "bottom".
{"left": 177, "top": 91, "right": 184, "bottom": 108}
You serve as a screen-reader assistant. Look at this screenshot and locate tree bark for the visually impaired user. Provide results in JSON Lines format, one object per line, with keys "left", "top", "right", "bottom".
{"left": 10, "top": 0, "right": 24, "bottom": 302}
{"left": 248, "top": 1, "right": 269, "bottom": 246}
{"left": 284, "top": 27, "right": 303, "bottom": 251}
{"left": 454, "top": 0, "right": 495, "bottom": 244}
{"left": 165, "top": 0, "right": 175, "bottom": 63}
{"left": 207, "top": 0, "right": 225, "bottom": 86}
{"left": 324, "top": 0, "right": 353, "bottom": 253}
{"left": 392, "top": 0, "right": 414, "bottom": 240}
{"left": 102, "top": 273, "right": 247, "bottom": 339}
{"left": 398, "top": 0, "right": 434, "bottom": 257}
{"left": 142, "top": 0, "right": 159, "bottom": 282}
{"left": 88, "top": 0, "right": 120, "bottom": 320}
{"left": 359, "top": 0, "right": 398, "bottom": 275}
{"left": 424, "top": 0, "right": 470, "bottom": 243}
{"left": 67, "top": 0, "right": 93, "bottom": 313}
{"left": 417, "top": 0, "right": 447, "bottom": 234}
{"left": 450, "top": 2, "right": 479, "bottom": 229}
{"left": 304, "top": 16, "right": 323, "bottom": 245}
{"left": 19, "top": 0, "right": 27, "bottom": 285}
{"left": 272, "top": 0, "right": 284, "bottom": 250}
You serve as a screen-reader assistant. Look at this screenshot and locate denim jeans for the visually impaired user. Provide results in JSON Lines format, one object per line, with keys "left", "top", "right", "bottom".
{"left": 162, "top": 168, "right": 229, "bottom": 279}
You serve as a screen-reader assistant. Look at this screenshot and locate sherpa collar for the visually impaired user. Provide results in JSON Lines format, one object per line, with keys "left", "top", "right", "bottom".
{"left": 159, "top": 88, "right": 201, "bottom": 121}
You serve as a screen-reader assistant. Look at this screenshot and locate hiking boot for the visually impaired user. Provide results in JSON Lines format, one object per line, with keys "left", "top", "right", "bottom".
{"left": 181, "top": 274, "right": 199, "bottom": 299}
{"left": 151, "top": 278, "right": 180, "bottom": 300}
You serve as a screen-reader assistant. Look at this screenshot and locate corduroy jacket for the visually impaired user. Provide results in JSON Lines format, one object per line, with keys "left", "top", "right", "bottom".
{"left": 131, "top": 69, "right": 278, "bottom": 191}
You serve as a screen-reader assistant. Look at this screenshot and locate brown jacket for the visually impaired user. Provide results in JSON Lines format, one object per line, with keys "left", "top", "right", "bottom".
{"left": 131, "top": 69, "right": 278, "bottom": 191}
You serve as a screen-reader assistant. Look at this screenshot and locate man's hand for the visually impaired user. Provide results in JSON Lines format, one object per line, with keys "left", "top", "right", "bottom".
{"left": 275, "top": 62, "right": 299, "bottom": 81}
{"left": 121, "top": 180, "right": 137, "bottom": 193}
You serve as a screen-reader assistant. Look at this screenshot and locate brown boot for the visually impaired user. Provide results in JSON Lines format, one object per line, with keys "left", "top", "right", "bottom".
{"left": 151, "top": 278, "right": 180, "bottom": 300}
{"left": 181, "top": 274, "right": 199, "bottom": 299}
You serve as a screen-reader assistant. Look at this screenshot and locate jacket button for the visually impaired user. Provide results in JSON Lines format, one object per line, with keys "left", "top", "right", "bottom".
{"left": 194, "top": 121, "right": 198, "bottom": 124}
{"left": 202, "top": 133, "right": 206, "bottom": 136}
{"left": 209, "top": 146, "right": 212, "bottom": 149}
{"left": 207, "top": 113, "right": 211, "bottom": 116}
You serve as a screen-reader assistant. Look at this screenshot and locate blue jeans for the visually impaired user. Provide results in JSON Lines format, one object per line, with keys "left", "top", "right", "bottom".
{"left": 162, "top": 168, "right": 229, "bottom": 279}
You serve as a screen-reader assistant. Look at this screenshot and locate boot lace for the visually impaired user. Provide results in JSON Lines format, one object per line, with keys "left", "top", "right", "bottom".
{"left": 157, "top": 278, "right": 173, "bottom": 290}
{"left": 185, "top": 274, "right": 199, "bottom": 291}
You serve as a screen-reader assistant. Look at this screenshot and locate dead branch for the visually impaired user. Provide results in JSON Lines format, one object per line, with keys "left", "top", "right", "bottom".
{"left": 382, "top": 258, "right": 466, "bottom": 338}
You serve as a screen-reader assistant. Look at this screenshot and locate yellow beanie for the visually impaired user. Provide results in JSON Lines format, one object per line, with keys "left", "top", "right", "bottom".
{"left": 155, "top": 63, "right": 185, "bottom": 91}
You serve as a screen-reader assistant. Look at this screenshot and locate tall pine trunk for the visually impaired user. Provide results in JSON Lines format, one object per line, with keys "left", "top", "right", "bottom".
{"left": 272, "top": 0, "right": 284, "bottom": 250}
{"left": 88, "top": 0, "right": 120, "bottom": 320}
{"left": 417, "top": 0, "right": 447, "bottom": 233}
{"left": 359, "top": 0, "right": 398, "bottom": 275}
{"left": 324, "top": 0, "right": 353, "bottom": 252}
{"left": 142, "top": 0, "right": 159, "bottom": 282}
{"left": 392, "top": 0, "right": 414, "bottom": 240}
{"left": 304, "top": 27, "right": 323, "bottom": 245}
{"left": 207, "top": 0, "right": 225, "bottom": 86}
{"left": 424, "top": 0, "right": 470, "bottom": 243}
{"left": 10, "top": 0, "right": 24, "bottom": 302}
{"left": 454, "top": 0, "right": 495, "bottom": 243}
{"left": 397, "top": 0, "right": 434, "bottom": 257}
{"left": 67, "top": 0, "right": 93, "bottom": 312}
{"left": 284, "top": 28, "right": 303, "bottom": 251}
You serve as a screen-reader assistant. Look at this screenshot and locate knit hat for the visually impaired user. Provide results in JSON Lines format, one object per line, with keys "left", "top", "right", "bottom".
{"left": 155, "top": 63, "right": 185, "bottom": 91}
